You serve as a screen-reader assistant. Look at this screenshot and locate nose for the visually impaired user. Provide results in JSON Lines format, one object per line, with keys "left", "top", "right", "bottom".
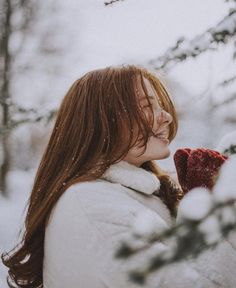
{"left": 158, "top": 109, "right": 173, "bottom": 126}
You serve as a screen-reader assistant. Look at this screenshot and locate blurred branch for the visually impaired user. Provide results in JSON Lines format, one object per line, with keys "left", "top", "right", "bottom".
{"left": 218, "top": 75, "right": 236, "bottom": 86}
{"left": 224, "top": 115, "right": 236, "bottom": 123}
{"left": 149, "top": 9, "right": 236, "bottom": 70}
{"left": 116, "top": 199, "right": 236, "bottom": 285}
{"left": 0, "top": 107, "right": 57, "bottom": 135}
{"left": 212, "top": 92, "right": 236, "bottom": 108}
{"left": 224, "top": 144, "right": 236, "bottom": 155}
{"left": 116, "top": 143, "right": 236, "bottom": 285}
{"left": 104, "top": 0, "right": 125, "bottom": 6}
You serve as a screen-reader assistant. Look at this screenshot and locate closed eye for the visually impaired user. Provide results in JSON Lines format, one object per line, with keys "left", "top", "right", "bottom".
{"left": 143, "top": 103, "right": 153, "bottom": 109}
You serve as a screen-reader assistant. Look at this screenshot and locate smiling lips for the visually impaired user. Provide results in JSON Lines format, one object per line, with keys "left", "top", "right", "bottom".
{"left": 154, "top": 129, "right": 169, "bottom": 140}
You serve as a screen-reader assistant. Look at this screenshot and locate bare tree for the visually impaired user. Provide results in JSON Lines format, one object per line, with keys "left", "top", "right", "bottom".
{"left": 0, "top": 0, "right": 15, "bottom": 195}
{"left": 0, "top": 0, "right": 56, "bottom": 195}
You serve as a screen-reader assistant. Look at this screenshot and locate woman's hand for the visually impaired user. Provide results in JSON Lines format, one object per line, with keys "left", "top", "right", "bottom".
{"left": 173, "top": 148, "right": 228, "bottom": 194}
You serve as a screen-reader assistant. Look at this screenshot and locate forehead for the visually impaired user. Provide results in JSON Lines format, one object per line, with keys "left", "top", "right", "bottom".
{"left": 135, "top": 76, "right": 160, "bottom": 103}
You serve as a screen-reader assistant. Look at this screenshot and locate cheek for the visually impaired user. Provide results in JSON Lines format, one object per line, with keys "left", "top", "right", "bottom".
{"left": 148, "top": 136, "right": 165, "bottom": 145}
{"left": 146, "top": 136, "right": 170, "bottom": 152}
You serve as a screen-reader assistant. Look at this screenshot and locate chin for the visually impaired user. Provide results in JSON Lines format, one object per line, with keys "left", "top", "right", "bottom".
{"left": 155, "top": 147, "right": 171, "bottom": 160}
{"left": 163, "top": 150, "right": 171, "bottom": 158}
{"left": 158, "top": 150, "right": 170, "bottom": 160}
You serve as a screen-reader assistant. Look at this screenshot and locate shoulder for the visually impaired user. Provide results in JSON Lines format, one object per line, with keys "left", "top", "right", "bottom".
{"left": 59, "top": 179, "right": 140, "bottom": 215}
{"left": 47, "top": 179, "right": 137, "bottom": 229}
{"left": 48, "top": 179, "right": 170, "bottom": 239}
{"left": 54, "top": 179, "right": 148, "bottom": 222}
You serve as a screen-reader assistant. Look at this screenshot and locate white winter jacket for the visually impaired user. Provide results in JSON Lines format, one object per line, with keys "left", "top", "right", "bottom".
{"left": 43, "top": 160, "right": 236, "bottom": 288}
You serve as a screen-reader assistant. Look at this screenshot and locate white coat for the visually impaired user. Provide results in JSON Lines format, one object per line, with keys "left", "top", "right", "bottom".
{"left": 43, "top": 160, "right": 236, "bottom": 288}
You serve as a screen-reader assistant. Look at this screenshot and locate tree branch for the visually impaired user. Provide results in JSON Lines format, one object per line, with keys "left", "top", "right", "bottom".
{"left": 104, "top": 0, "right": 125, "bottom": 6}
{"left": 0, "top": 107, "right": 57, "bottom": 135}
{"left": 116, "top": 199, "right": 236, "bottom": 284}
{"left": 149, "top": 9, "right": 236, "bottom": 70}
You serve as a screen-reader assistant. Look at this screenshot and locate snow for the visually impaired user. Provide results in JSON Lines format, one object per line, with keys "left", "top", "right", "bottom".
{"left": 213, "top": 10, "right": 236, "bottom": 34}
{"left": 214, "top": 156, "right": 236, "bottom": 202}
{"left": 177, "top": 188, "right": 213, "bottom": 221}
{"left": 131, "top": 209, "right": 168, "bottom": 238}
{"left": 220, "top": 206, "right": 236, "bottom": 226}
{"left": 1, "top": 0, "right": 236, "bottom": 286}
{"left": 216, "top": 130, "right": 236, "bottom": 153}
{"left": 198, "top": 214, "right": 222, "bottom": 245}
{"left": 149, "top": 10, "right": 236, "bottom": 70}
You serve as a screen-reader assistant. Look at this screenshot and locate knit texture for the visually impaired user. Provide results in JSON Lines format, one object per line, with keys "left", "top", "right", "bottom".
{"left": 173, "top": 148, "right": 228, "bottom": 194}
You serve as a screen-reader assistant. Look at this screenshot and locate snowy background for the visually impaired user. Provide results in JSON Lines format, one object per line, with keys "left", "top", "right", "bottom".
{"left": 1, "top": 0, "right": 236, "bottom": 286}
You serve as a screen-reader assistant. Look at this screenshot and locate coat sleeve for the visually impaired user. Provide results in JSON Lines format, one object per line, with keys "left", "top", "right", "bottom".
{"left": 66, "top": 182, "right": 221, "bottom": 288}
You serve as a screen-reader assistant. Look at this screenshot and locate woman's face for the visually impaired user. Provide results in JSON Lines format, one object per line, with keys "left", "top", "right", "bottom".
{"left": 123, "top": 77, "right": 173, "bottom": 167}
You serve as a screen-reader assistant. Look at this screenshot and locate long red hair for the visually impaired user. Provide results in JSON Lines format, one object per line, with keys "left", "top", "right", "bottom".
{"left": 1, "top": 64, "right": 182, "bottom": 287}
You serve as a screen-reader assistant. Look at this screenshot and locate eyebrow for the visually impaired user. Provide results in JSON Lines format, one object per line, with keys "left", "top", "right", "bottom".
{"left": 140, "top": 95, "right": 156, "bottom": 101}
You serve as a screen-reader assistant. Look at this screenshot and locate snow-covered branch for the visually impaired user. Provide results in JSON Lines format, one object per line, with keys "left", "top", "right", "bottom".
{"left": 115, "top": 133, "right": 236, "bottom": 285}
{"left": 116, "top": 198, "right": 236, "bottom": 284}
{"left": 217, "top": 130, "right": 236, "bottom": 155}
{"left": 149, "top": 9, "right": 236, "bottom": 70}
{"left": 212, "top": 92, "right": 236, "bottom": 109}
{"left": 218, "top": 75, "right": 236, "bottom": 87}
{"left": 0, "top": 106, "right": 56, "bottom": 135}
{"left": 104, "top": 0, "right": 125, "bottom": 6}
{"left": 11, "top": 108, "right": 56, "bottom": 126}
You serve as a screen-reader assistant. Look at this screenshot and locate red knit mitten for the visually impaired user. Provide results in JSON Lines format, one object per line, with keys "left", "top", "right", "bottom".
{"left": 173, "top": 148, "right": 228, "bottom": 194}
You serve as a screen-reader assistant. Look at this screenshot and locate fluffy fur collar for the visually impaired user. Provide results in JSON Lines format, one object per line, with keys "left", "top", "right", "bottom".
{"left": 100, "top": 160, "right": 160, "bottom": 195}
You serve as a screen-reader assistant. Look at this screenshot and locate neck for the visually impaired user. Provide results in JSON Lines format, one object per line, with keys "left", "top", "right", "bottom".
{"left": 122, "top": 156, "right": 144, "bottom": 167}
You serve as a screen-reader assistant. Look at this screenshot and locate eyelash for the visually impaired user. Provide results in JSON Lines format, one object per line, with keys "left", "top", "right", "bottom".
{"left": 144, "top": 105, "right": 153, "bottom": 110}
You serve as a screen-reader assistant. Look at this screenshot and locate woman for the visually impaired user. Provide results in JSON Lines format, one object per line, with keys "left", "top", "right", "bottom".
{"left": 2, "top": 65, "right": 236, "bottom": 288}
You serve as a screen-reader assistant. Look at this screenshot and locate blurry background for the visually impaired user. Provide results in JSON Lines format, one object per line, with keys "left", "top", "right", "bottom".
{"left": 0, "top": 0, "right": 236, "bottom": 286}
